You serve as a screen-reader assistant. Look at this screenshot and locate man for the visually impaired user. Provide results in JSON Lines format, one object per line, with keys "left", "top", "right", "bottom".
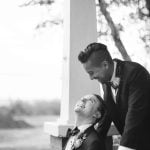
{"left": 64, "top": 94, "right": 106, "bottom": 150}
{"left": 78, "top": 43, "right": 150, "bottom": 150}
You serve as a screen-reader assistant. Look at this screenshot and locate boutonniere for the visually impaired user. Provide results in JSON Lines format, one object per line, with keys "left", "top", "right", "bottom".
{"left": 72, "top": 133, "right": 87, "bottom": 149}
{"left": 112, "top": 77, "right": 120, "bottom": 89}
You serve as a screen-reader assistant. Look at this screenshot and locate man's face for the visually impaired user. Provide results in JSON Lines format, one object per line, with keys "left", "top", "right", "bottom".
{"left": 83, "top": 60, "right": 109, "bottom": 84}
{"left": 74, "top": 95, "right": 100, "bottom": 119}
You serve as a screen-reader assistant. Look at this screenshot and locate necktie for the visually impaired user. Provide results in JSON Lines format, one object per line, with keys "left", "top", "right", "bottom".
{"left": 66, "top": 127, "right": 80, "bottom": 137}
{"left": 104, "top": 82, "right": 116, "bottom": 106}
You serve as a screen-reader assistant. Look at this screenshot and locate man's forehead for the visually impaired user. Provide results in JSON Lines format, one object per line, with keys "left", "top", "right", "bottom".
{"left": 83, "top": 61, "right": 91, "bottom": 70}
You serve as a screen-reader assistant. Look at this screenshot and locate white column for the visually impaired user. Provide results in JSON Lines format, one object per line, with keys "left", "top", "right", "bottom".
{"left": 44, "top": 0, "right": 99, "bottom": 137}
{"left": 61, "top": 0, "right": 99, "bottom": 124}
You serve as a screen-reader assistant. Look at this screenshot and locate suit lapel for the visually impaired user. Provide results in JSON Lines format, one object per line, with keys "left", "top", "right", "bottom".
{"left": 113, "top": 59, "right": 124, "bottom": 103}
{"left": 75, "top": 126, "right": 94, "bottom": 150}
{"left": 113, "top": 59, "right": 123, "bottom": 78}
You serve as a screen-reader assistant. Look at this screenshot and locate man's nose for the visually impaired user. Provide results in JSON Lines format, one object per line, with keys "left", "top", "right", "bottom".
{"left": 90, "top": 75, "right": 94, "bottom": 80}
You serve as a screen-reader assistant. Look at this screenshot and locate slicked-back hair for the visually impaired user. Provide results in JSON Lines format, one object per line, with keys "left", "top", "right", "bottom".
{"left": 78, "top": 43, "right": 112, "bottom": 66}
{"left": 93, "top": 94, "right": 106, "bottom": 124}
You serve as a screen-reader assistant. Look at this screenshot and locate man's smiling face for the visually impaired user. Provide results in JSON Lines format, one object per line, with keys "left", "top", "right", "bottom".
{"left": 74, "top": 94, "right": 101, "bottom": 119}
{"left": 83, "top": 59, "right": 110, "bottom": 84}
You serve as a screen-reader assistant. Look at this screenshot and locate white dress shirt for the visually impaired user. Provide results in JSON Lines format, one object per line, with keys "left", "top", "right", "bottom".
{"left": 110, "top": 61, "right": 118, "bottom": 102}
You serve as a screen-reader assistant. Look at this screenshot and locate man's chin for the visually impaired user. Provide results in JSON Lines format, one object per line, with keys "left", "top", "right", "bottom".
{"left": 74, "top": 107, "right": 83, "bottom": 112}
{"left": 97, "top": 79, "right": 107, "bottom": 84}
{"left": 96, "top": 79, "right": 102, "bottom": 83}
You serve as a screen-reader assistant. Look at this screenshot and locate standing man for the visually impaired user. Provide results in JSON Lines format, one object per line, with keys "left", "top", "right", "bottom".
{"left": 78, "top": 42, "right": 150, "bottom": 150}
{"left": 64, "top": 94, "right": 106, "bottom": 150}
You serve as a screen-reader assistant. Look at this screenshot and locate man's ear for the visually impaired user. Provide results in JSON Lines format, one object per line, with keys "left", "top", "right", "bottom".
{"left": 102, "top": 60, "right": 109, "bottom": 69}
{"left": 93, "top": 111, "right": 101, "bottom": 119}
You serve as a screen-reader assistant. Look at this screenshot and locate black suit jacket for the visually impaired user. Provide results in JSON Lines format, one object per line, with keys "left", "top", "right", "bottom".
{"left": 65, "top": 126, "right": 106, "bottom": 150}
{"left": 97, "top": 59, "right": 150, "bottom": 150}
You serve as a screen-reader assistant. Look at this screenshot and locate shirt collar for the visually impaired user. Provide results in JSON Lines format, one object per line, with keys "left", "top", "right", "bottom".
{"left": 77, "top": 124, "right": 92, "bottom": 133}
{"left": 110, "top": 61, "right": 117, "bottom": 82}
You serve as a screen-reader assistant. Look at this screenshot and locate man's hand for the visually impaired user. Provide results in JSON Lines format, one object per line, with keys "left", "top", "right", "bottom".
{"left": 118, "top": 146, "right": 135, "bottom": 150}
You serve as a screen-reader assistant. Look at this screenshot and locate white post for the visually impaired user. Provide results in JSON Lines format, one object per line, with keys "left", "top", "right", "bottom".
{"left": 44, "top": 0, "right": 99, "bottom": 149}
{"left": 60, "top": 0, "right": 99, "bottom": 124}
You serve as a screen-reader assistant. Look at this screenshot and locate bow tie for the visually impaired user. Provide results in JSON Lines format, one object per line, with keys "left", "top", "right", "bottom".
{"left": 66, "top": 127, "right": 80, "bottom": 137}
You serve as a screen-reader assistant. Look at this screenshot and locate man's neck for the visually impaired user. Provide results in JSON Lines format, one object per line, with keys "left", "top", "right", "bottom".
{"left": 75, "top": 115, "right": 94, "bottom": 127}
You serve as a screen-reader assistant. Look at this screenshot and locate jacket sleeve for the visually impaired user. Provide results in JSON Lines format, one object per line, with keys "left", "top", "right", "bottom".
{"left": 96, "top": 109, "right": 112, "bottom": 138}
{"left": 120, "top": 67, "right": 150, "bottom": 148}
{"left": 96, "top": 83, "right": 112, "bottom": 138}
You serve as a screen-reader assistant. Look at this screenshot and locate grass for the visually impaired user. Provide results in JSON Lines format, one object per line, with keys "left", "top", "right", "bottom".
{"left": 0, "top": 115, "right": 59, "bottom": 150}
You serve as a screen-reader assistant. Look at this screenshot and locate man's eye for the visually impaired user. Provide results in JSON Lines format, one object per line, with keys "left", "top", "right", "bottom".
{"left": 81, "top": 99, "right": 86, "bottom": 102}
{"left": 89, "top": 99, "right": 94, "bottom": 103}
{"left": 88, "top": 72, "right": 93, "bottom": 76}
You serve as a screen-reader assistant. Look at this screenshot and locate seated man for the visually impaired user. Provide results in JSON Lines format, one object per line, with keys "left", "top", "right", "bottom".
{"left": 64, "top": 94, "right": 106, "bottom": 150}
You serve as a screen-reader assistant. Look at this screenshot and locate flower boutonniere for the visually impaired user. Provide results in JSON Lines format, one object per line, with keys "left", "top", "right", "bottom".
{"left": 112, "top": 77, "right": 120, "bottom": 89}
{"left": 72, "top": 133, "right": 87, "bottom": 149}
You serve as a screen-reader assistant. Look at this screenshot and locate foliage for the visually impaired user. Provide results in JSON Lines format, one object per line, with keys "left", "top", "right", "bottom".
{"left": 19, "top": 0, "right": 150, "bottom": 68}
{"left": 0, "top": 106, "right": 33, "bottom": 129}
{"left": 8, "top": 99, "right": 60, "bottom": 116}
{"left": 19, "top": 0, "right": 63, "bottom": 29}
{"left": 0, "top": 99, "right": 60, "bottom": 129}
{"left": 20, "top": 0, "right": 54, "bottom": 7}
{"left": 97, "top": 0, "right": 150, "bottom": 48}
{"left": 96, "top": 0, "right": 150, "bottom": 70}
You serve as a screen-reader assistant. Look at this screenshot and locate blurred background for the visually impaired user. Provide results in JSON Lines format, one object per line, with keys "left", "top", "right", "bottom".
{"left": 0, "top": 0, "right": 62, "bottom": 149}
{"left": 0, "top": 0, "right": 149, "bottom": 149}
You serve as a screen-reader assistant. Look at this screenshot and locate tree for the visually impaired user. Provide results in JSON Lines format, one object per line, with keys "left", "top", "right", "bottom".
{"left": 20, "top": 0, "right": 63, "bottom": 29}
{"left": 0, "top": 106, "right": 32, "bottom": 129}
{"left": 97, "top": 0, "right": 150, "bottom": 62}
{"left": 145, "top": 0, "right": 150, "bottom": 16}
{"left": 20, "top": 0, "right": 54, "bottom": 7}
{"left": 20, "top": 0, "right": 150, "bottom": 68}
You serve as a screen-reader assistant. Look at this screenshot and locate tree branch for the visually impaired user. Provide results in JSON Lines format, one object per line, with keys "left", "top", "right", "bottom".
{"left": 19, "top": 0, "right": 54, "bottom": 7}
{"left": 98, "top": 0, "right": 132, "bottom": 61}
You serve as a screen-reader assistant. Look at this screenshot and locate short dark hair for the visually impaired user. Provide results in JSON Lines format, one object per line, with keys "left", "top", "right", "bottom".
{"left": 93, "top": 94, "right": 106, "bottom": 123}
{"left": 78, "top": 43, "right": 112, "bottom": 66}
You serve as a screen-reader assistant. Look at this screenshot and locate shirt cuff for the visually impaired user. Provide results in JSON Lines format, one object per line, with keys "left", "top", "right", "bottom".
{"left": 118, "top": 145, "right": 135, "bottom": 150}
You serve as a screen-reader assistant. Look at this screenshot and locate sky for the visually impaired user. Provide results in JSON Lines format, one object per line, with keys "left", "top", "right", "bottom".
{"left": 0, "top": 0, "right": 63, "bottom": 104}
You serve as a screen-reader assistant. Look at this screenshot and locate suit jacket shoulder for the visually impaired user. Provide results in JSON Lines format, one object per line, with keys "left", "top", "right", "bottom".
{"left": 78, "top": 126, "right": 106, "bottom": 150}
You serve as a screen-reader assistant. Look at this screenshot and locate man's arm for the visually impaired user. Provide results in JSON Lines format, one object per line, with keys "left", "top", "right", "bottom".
{"left": 118, "top": 145, "right": 135, "bottom": 150}
{"left": 96, "top": 83, "right": 112, "bottom": 138}
{"left": 96, "top": 109, "right": 112, "bottom": 138}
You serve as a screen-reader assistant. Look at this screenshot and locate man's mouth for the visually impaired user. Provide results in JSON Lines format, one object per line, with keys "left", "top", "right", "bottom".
{"left": 76, "top": 104, "right": 85, "bottom": 109}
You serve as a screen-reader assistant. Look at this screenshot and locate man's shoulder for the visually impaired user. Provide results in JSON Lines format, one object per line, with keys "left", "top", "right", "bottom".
{"left": 86, "top": 127, "right": 104, "bottom": 142}
{"left": 84, "top": 129, "right": 105, "bottom": 150}
{"left": 114, "top": 58, "right": 148, "bottom": 72}
{"left": 114, "top": 58, "right": 141, "bottom": 66}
